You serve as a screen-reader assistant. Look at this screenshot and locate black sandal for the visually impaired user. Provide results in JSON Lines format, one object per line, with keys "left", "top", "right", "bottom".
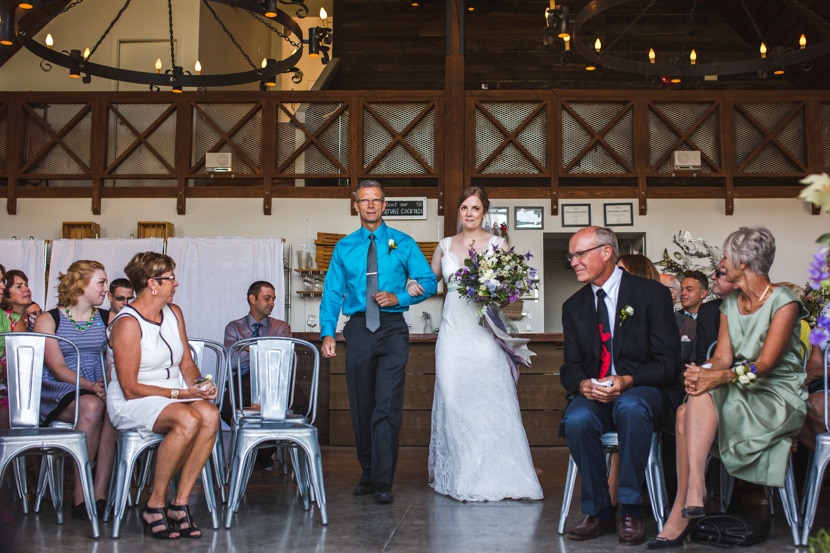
{"left": 141, "top": 505, "right": 179, "bottom": 540}
{"left": 166, "top": 504, "right": 202, "bottom": 539}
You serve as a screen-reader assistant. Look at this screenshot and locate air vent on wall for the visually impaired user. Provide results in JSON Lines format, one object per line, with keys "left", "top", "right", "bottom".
{"left": 671, "top": 150, "right": 701, "bottom": 171}
{"left": 206, "top": 152, "right": 233, "bottom": 173}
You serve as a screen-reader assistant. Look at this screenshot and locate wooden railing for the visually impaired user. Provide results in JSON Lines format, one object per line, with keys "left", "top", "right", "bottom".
{"left": 1, "top": 89, "right": 826, "bottom": 216}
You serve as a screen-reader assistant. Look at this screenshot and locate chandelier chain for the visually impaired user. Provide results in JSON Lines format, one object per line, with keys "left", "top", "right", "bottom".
{"left": 167, "top": 0, "right": 176, "bottom": 68}
{"left": 87, "top": 0, "right": 134, "bottom": 60}
{"left": 739, "top": 0, "right": 766, "bottom": 46}
{"left": 679, "top": 0, "right": 696, "bottom": 57}
{"left": 603, "top": 0, "right": 657, "bottom": 55}
{"left": 249, "top": 11, "right": 302, "bottom": 49}
{"left": 201, "top": 0, "right": 258, "bottom": 71}
{"left": 790, "top": 0, "right": 830, "bottom": 33}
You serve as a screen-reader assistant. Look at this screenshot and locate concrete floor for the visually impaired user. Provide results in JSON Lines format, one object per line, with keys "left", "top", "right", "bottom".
{"left": 2, "top": 446, "right": 827, "bottom": 552}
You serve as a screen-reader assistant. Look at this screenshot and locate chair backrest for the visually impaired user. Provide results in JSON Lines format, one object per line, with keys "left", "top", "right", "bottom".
{"left": 2, "top": 332, "right": 81, "bottom": 429}
{"left": 188, "top": 338, "right": 227, "bottom": 408}
{"left": 824, "top": 346, "right": 830, "bottom": 434}
{"left": 227, "top": 336, "right": 320, "bottom": 424}
{"left": 706, "top": 340, "right": 717, "bottom": 360}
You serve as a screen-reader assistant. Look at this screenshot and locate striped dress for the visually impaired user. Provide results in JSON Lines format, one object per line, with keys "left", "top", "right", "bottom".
{"left": 39, "top": 309, "right": 107, "bottom": 422}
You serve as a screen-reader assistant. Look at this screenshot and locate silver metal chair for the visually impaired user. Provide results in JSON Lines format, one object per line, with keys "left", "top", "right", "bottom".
{"left": 557, "top": 431, "right": 668, "bottom": 534}
{"left": 801, "top": 346, "right": 830, "bottom": 545}
{"left": 0, "top": 332, "right": 100, "bottom": 537}
{"left": 106, "top": 338, "right": 223, "bottom": 538}
{"left": 224, "top": 336, "right": 327, "bottom": 527}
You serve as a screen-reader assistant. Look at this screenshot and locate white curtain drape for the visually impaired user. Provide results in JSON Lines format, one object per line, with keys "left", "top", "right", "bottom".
{"left": 0, "top": 239, "right": 49, "bottom": 308}
{"left": 165, "top": 237, "right": 285, "bottom": 344}
{"left": 46, "top": 238, "right": 165, "bottom": 310}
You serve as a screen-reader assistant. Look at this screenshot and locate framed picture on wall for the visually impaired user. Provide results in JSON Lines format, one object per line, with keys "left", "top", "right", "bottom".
{"left": 514, "top": 206, "right": 544, "bottom": 230}
{"left": 488, "top": 206, "right": 509, "bottom": 235}
{"left": 561, "top": 204, "right": 591, "bottom": 228}
{"left": 604, "top": 202, "right": 634, "bottom": 226}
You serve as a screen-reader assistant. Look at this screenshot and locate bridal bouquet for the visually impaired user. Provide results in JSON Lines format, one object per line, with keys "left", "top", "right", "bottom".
{"left": 454, "top": 243, "right": 538, "bottom": 383}
{"left": 454, "top": 244, "right": 537, "bottom": 312}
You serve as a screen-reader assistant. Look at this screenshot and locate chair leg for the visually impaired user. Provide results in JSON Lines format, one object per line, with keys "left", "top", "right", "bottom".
{"left": 13, "top": 456, "right": 29, "bottom": 514}
{"left": 801, "top": 441, "right": 830, "bottom": 546}
{"left": 646, "top": 434, "right": 668, "bottom": 531}
{"left": 33, "top": 456, "right": 49, "bottom": 514}
{"left": 558, "top": 456, "right": 578, "bottom": 535}
{"left": 47, "top": 455, "right": 65, "bottom": 524}
{"left": 719, "top": 462, "right": 734, "bottom": 512}
{"left": 778, "top": 459, "right": 802, "bottom": 546}
{"left": 66, "top": 448, "right": 99, "bottom": 539}
{"left": 298, "top": 440, "right": 327, "bottom": 525}
{"left": 290, "top": 447, "right": 311, "bottom": 510}
{"left": 199, "top": 462, "right": 220, "bottom": 529}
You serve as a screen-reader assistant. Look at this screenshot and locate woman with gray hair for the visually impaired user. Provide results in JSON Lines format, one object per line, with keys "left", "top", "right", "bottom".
{"left": 647, "top": 226, "right": 807, "bottom": 549}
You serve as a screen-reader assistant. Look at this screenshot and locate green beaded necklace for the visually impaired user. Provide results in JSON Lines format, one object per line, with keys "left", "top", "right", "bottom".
{"left": 65, "top": 307, "right": 97, "bottom": 331}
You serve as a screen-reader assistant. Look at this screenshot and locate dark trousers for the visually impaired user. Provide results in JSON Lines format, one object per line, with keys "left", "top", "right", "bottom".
{"left": 343, "top": 312, "right": 409, "bottom": 489}
{"left": 221, "top": 372, "right": 251, "bottom": 426}
{"left": 562, "top": 386, "right": 666, "bottom": 515}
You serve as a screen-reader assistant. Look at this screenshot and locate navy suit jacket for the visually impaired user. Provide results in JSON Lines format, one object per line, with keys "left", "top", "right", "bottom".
{"left": 693, "top": 299, "right": 723, "bottom": 365}
{"left": 560, "top": 271, "right": 684, "bottom": 415}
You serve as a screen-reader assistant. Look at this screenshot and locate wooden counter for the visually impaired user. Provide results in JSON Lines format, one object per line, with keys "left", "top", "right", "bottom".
{"left": 294, "top": 332, "right": 567, "bottom": 447}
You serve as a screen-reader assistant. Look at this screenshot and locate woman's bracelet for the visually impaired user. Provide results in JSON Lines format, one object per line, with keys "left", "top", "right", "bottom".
{"left": 171, "top": 388, "right": 179, "bottom": 399}
{"left": 733, "top": 361, "right": 757, "bottom": 385}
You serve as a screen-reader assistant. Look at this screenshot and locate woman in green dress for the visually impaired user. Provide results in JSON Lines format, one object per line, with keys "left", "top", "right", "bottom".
{"left": 647, "top": 226, "right": 807, "bottom": 549}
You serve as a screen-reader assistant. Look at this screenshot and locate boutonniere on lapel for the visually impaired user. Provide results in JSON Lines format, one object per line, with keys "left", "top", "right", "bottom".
{"left": 619, "top": 305, "right": 634, "bottom": 326}
{"left": 387, "top": 239, "right": 397, "bottom": 254}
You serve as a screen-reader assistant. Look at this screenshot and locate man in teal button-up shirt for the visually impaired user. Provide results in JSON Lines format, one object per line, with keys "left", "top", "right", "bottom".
{"left": 320, "top": 179, "right": 437, "bottom": 504}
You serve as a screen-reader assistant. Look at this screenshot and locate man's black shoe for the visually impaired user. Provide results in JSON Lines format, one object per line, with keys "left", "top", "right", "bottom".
{"left": 353, "top": 483, "right": 376, "bottom": 496}
{"left": 376, "top": 486, "right": 393, "bottom": 504}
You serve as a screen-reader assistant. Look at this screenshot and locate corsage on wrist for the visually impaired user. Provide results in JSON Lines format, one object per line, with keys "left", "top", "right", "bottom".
{"left": 732, "top": 360, "right": 757, "bottom": 386}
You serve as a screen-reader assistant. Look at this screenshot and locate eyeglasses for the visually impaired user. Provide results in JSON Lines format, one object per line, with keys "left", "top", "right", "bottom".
{"left": 113, "top": 295, "right": 134, "bottom": 302}
{"left": 356, "top": 198, "right": 384, "bottom": 206}
{"left": 566, "top": 244, "right": 606, "bottom": 262}
{"left": 713, "top": 269, "right": 727, "bottom": 278}
{"left": 153, "top": 275, "right": 176, "bottom": 282}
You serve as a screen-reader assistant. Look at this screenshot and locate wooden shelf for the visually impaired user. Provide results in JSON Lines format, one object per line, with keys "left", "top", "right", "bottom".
{"left": 62, "top": 221, "right": 100, "bottom": 239}
{"left": 296, "top": 290, "right": 323, "bottom": 297}
{"left": 294, "top": 268, "right": 326, "bottom": 274}
{"left": 137, "top": 221, "right": 174, "bottom": 239}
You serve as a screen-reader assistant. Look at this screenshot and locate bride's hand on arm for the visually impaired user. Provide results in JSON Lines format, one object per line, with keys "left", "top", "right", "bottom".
{"left": 406, "top": 279, "right": 424, "bottom": 296}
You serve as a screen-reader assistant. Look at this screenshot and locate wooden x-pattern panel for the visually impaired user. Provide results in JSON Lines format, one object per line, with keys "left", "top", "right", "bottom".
{"left": 275, "top": 101, "right": 349, "bottom": 176}
{"left": 19, "top": 101, "right": 93, "bottom": 177}
{"left": 732, "top": 101, "right": 807, "bottom": 175}
{"left": 362, "top": 101, "right": 437, "bottom": 176}
{"left": 471, "top": 100, "right": 547, "bottom": 176}
{"left": 560, "top": 100, "right": 634, "bottom": 175}
{"left": 190, "top": 101, "right": 264, "bottom": 175}
{"left": 647, "top": 101, "right": 722, "bottom": 174}
{"left": 104, "top": 102, "right": 177, "bottom": 177}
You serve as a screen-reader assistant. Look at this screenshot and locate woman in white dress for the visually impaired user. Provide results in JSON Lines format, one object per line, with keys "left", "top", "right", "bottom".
{"left": 424, "top": 186, "right": 543, "bottom": 501}
{"left": 108, "top": 252, "right": 219, "bottom": 539}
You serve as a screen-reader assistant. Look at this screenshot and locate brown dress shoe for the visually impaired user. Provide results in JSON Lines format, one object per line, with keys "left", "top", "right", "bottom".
{"left": 568, "top": 515, "right": 616, "bottom": 540}
{"left": 618, "top": 513, "right": 646, "bottom": 545}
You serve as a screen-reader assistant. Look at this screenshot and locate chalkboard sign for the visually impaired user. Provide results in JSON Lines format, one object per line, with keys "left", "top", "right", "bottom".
{"left": 383, "top": 197, "right": 427, "bottom": 219}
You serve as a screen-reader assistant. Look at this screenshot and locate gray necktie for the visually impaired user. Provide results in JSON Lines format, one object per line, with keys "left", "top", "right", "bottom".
{"left": 366, "top": 233, "right": 380, "bottom": 332}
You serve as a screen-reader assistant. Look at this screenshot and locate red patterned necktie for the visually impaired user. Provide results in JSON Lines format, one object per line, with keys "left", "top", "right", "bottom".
{"left": 596, "top": 288, "right": 613, "bottom": 378}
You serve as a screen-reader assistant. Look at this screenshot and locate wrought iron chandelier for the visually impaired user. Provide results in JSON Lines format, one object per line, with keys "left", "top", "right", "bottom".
{"left": 9, "top": 0, "right": 333, "bottom": 91}
{"left": 544, "top": 0, "right": 830, "bottom": 84}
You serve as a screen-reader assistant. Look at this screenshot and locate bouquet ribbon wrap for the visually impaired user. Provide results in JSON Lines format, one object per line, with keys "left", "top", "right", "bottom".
{"left": 482, "top": 304, "right": 536, "bottom": 384}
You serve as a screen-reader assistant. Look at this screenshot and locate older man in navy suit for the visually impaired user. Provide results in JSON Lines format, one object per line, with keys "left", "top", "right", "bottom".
{"left": 561, "top": 226, "right": 682, "bottom": 545}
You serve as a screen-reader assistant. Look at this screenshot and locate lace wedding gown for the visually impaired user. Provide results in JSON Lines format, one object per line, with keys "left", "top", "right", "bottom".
{"left": 428, "top": 236, "right": 543, "bottom": 502}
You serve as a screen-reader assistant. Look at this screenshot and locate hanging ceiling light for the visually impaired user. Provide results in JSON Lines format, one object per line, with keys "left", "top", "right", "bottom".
{"left": 543, "top": 0, "right": 830, "bottom": 83}
{"left": 0, "top": 7, "right": 14, "bottom": 47}
{"left": 15, "top": 0, "right": 333, "bottom": 91}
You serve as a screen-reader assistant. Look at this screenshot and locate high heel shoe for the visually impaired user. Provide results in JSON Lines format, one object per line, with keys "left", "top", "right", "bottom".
{"left": 646, "top": 523, "right": 693, "bottom": 550}
{"left": 141, "top": 505, "right": 179, "bottom": 540}
{"left": 681, "top": 505, "right": 706, "bottom": 519}
{"left": 166, "top": 504, "right": 202, "bottom": 539}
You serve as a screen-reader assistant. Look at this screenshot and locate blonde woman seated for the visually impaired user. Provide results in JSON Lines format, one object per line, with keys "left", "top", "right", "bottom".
{"left": 648, "top": 226, "right": 807, "bottom": 549}
{"left": 108, "top": 252, "right": 219, "bottom": 540}
{"left": 34, "top": 260, "right": 115, "bottom": 520}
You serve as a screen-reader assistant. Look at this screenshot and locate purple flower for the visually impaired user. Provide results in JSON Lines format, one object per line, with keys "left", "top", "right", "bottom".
{"left": 808, "top": 246, "right": 830, "bottom": 289}
{"left": 810, "top": 326, "right": 830, "bottom": 347}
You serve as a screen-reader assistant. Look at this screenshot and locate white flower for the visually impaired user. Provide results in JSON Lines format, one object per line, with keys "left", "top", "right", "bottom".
{"left": 738, "top": 374, "right": 751, "bottom": 385}
{"left": 387, "top": 239, "right": 397, "bottom": 253}
{"left": 799, "top": 172, "right": 830, "bottom": 213}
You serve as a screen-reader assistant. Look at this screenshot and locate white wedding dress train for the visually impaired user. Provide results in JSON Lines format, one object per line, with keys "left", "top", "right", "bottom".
{"left": 428, "top": 236, "right": 543, "bottom": 502}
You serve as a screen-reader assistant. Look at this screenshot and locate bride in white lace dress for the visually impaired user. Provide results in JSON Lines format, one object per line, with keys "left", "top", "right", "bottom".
{"left": 426, "top": 186, "right": 543, "bottom": 502}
